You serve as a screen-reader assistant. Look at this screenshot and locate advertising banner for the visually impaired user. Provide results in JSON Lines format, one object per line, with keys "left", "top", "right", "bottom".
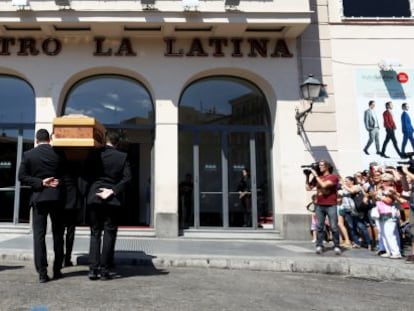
{"left": 356, "top": 69, "right": 414, "bottom": 168}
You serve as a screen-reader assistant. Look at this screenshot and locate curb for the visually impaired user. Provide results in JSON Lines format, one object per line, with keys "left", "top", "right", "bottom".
{"left": 1, "top": 250, "right": 413, "bottom": 282}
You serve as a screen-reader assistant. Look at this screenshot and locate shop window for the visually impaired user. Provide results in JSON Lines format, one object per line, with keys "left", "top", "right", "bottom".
{"left": 343, "top": 0, "right": 411, "bottom": 18}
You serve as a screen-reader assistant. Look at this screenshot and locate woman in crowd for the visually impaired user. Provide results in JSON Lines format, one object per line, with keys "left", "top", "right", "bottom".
{"left": 371, "top": 172, "right": 402, "bottom": 259}
{"left": 342, "top": 176, "right": 372, "bottom": 249}
{"left": 337, "top": 177, "right": 354, "bottom": 248}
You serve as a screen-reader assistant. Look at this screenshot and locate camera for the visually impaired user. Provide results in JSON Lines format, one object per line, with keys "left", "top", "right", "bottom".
{"left": 396, "top": 152, "right": 414, "bottom": 173}
{"left": 301, "top": 162, "right": 320, "bottom": 176}
{"left": 397, "top": 159, "right": 414, "bottom": 174}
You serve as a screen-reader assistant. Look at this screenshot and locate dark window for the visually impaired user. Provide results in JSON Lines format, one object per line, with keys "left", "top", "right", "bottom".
{"left": 343, "top": 0, "right": 411, "bottom": 17}
{"left": 63, "top": 75, "right": 154, "bottom": 125}
{"left": 179, "top": 76, "right": 269, "bottom": 126}
{"left": 0, "top": 76, "right": 35, "bottom": 124}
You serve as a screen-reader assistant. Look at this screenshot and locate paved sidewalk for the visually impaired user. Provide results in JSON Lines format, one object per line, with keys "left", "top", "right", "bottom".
{"left": 0, "top": 232, "right": 413, "bottom": 281}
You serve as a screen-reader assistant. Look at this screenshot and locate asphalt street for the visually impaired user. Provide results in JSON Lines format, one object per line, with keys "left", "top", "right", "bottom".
{"left": 0, "top": 261, "right": 413, "bottom": 311}
{"left": 1, "top": 232, "right": 414, "bottom": 283}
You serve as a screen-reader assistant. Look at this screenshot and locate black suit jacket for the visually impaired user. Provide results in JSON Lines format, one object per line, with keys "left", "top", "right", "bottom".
{"left": 85, "top": 145, "right": 131, "bottom": 207}
{"left": 61, "top": 159, "right": 85, "bottom": 210}
{"left": 18, "top": 143, "right": 64, "bottom": 206}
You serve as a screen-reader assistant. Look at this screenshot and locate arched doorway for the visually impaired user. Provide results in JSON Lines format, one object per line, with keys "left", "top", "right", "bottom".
{"left": 0, "top": 75, "right": 35, "bottom": 223}
{"left": 62, "top": 74, "right": 154, "bottom": 227}
{"left": 179, "top": 76, "right": 272, "bottom": 229}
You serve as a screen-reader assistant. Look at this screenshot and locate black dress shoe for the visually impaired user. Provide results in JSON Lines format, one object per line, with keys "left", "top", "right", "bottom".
{"left": 376, "top": 151, "right": 382, "bottom": 155}
{"left": 381, "top": 153, "right": 390, "bottom": 158}
{"left": 53, "top": 271, "right": 64, "bottom": 280}
{"left": 88, "top": 269, "right": 99, "bottom": 281}
{"left": 39, "top": 274, "right": 50, "bottom": 283}
{"left": 100, "top": 270, "right": 111, "bottom": 281}
{"left": 363, "top": 149, "right": 369, "bottom": 155}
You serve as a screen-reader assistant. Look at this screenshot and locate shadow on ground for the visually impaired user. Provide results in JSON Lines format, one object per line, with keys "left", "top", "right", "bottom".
{"left": 0, "top": 265, "right": 25, "bottom": 272}
{"left": 72, "top": 250, "right": 169, "bottom": 279}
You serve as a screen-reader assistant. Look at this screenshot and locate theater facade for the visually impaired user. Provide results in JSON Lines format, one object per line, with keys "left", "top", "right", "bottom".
{"left": 1, "top": 0, "right": 413, "bottom": 240}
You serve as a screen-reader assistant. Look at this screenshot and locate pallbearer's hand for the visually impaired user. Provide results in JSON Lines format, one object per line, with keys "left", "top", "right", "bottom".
{"left": 96, "top": 188, "right": 114, "bottom": 200}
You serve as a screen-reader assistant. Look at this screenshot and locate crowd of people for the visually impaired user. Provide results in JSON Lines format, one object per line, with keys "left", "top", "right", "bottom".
{"left": 305, "top": 159, "right": 414, "bottom": 263}
{"left": 19, "top": 128, "right": 131, "bottom": 283}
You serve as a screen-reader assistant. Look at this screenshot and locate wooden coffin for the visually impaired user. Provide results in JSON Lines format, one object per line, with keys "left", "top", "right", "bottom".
{"left": 52, "top": 115, "right": 106, "bottom": 148}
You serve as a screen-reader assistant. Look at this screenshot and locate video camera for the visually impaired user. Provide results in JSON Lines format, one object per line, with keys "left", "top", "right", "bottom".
{"left": 301, "top": 162, "right": 321, "bottom": 176}
{"left": 397, "top": 152, "right": 414, "bottom": 174}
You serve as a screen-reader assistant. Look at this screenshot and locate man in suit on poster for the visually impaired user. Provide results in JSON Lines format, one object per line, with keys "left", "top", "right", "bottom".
{"left": 363, "top": 100, "right": 381, "bottom": 156}
{"left": 85, "top": 131, "right": 131, "bottom": 280}
{"left": 18, "top": 129, "right": 65, "bottom": 283}
{"left": 401, "top": 102, "right": 414, "bottom": 155}
{"left": 380, "top": 101, "right": 402, "bottom": 158}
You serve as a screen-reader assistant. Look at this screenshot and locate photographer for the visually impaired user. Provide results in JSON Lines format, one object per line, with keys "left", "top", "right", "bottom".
{"left": 305, "top": 160, "right": 341, "bottom": 255}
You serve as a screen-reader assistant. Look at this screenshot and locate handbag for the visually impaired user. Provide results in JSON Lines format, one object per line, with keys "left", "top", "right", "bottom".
{"left": 352, "top": 190, "right": 369, "bottom": 212}
{"left": 370, "top": 206, "right": 380, "bottom": 220}
{"left": 306, "top": 201, "right": 315, "bottom": 213}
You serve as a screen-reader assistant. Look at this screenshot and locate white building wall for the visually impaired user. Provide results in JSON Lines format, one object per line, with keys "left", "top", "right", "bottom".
{"left": 290, "top": 0, "right": 414, "bottom": 239}
{"left": 326, "top": 1, "right": 414, "bottom": 175}
{"left": 0, "top": 33, "right": 306, "bottom": 237}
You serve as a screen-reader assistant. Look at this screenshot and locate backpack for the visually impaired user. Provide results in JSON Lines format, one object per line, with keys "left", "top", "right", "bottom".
{"left": 353, "top": 190, "right": 370, "bottom": 212}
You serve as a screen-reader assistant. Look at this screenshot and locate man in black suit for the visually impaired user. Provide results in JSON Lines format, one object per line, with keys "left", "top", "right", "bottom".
{"left": 61, "top": 160, "right": 84, "bottom": 268}
{"left": 18, "top": 129, "right": 65, "bottom": 283}
{"left": 85, "top": 131, "right": 131, "bottom": 280}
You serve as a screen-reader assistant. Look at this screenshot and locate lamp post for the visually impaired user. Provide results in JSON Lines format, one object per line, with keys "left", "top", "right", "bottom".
{"left": 295, "top": 74, "right": 323, "bottom": 135}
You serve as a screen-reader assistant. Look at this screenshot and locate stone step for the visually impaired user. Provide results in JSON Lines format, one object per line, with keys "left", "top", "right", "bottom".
{"left": 181, "top": 229, "right": 282, "bottom": 240}
{"left": 0, "top": 223, "right": 282, "bottom": 240}
{"left": 75, "top": 226, "right": 156, "bottom": 238}
{"left": 0, "top": 224, "right": 31, "bottom": 234}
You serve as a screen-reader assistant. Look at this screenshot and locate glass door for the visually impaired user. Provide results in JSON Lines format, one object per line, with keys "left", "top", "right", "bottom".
{"left": 0, "top": 128, "right": 33, "bottom": 223}
{"left": 228, "top": 132, "right": 253, "bottom": 228}
{"left": 198, "top": 131, "right": 223, "bottom": 227}
{"left": 183, "top": 129, "right": 272, "bottom": 229}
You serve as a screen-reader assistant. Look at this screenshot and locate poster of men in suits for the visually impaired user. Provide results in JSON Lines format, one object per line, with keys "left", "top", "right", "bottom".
{"left": 356, "top": 69, "right": 414, "bottom": 168}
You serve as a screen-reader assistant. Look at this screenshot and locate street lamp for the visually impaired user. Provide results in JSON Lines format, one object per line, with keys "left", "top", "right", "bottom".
{"left": 295, "top": 74, "right": 323, "bottom": 135}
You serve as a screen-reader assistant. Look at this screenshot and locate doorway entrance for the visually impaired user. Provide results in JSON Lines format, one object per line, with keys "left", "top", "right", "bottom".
{"left": 63, "top": 74, "right": 155, "bottom": 227}
{"left": 179, "top": 129, "right": 271, "bottom": 229}
{"left": 179, "top": 76, "right": 273, "bottom": 230}
{"left": 0, "top": 75, "right": 36, "bottom": 224}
